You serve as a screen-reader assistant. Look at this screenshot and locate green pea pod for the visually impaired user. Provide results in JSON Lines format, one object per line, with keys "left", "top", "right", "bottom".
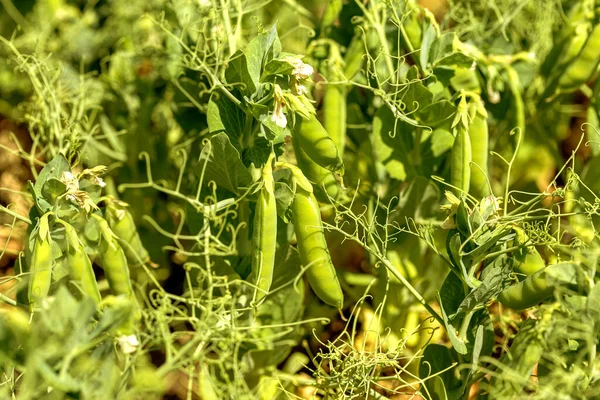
{"left": 62, "top": 221, "right": 102, "bottom": 305}
{"left": 320, "top": 0, "right": 343, "bottom": 32}
{"left": 343, "top": 32, "right": 365, "bottom": 80}
{"left": 251, "top": 155, "right": 277, "bottom": 305}
{"left": 323, "top": 44, "right": 346, "bottom": 157}
{"left": 490, "top": 319, "right": 545, "bottom": 397}
{"left": 293, "top": 113, "right": 344, "bottom": 175}
{"left": 557, "top": 24, "right": 600, "bottom": 93}
{"left": 468, "top": 99, "right": 489, "bottom": 198}
{"left": 451, "top": 125, "right": 471, "bottom": 196}
{"left": 105, "top": 197, "right": 150, "bottom": 266}
{"left": 511, "top": 227, "right": 545, "bottom": 276}
{"left": 291, "top": 184, "right": 343, "bottom": 308}
{"left": 28, "top": 213, "right": 54, "bottom": 309}
{"left": 498, "top": 262, "right": 579, "bottom": 310}
{"left": 293, "top": 135, "right": 340, "bottom": 200}
{"left": 96, "top": 216, "right": 135, "bottom": 300}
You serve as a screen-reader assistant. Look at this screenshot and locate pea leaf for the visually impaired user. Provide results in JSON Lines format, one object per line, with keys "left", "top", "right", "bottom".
{"left": 372, "top": 106, "right": 416, "bottom": 181}
{"left": 244, "top": 25, "right": 282, "bottom": 91}
{"left": 225, "top": 50, "right": 256, "bottom": 96}
{"left": 197, "top": 133, "right": 253, "bottom": 195}
{"left": 207, "top": 93, "right": 246, "bottom": 148}
{"left": 419, "top": 344, "right": 460, "bottom": 395}
{"left": 274, "top": 181, "right": 293, "bottom": 222}
{"left": 453, "top": 255, "right": 513, "bottom": 319}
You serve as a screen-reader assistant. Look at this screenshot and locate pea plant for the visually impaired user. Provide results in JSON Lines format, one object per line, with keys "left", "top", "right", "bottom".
{"left": 2, "top": 0, "right": 600, "bottom": 399}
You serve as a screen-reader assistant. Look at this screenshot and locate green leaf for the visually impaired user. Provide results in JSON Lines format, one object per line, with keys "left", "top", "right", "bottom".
{"left": 418, "top": 100, "right": 456, "bottom": 127}
{"left": 429, "top": 129, "right": 454, "bottom": 157}
{"left": 372, "top": 106, "right": 415, "bottom": 181}
{"left": 261, "top": 53, "right": 298, "bottom": 79}
{"left": 31, "top": 155, "right": 71, "bottom": 213}
{"left": 225, "top": 50, "right": 256, "bottom": 96}
{"left": 440, "top": 271, "right": 465, "bottom": 317}
{"left": 403, "top": 80, "right": 434, "bottom": 114}
{"left": 419, "top": 24, "right": 438, "bottom": 71}
{"left": 419, "top": 344, "right": 460, "bottom": 396}
{"left": 197, "top": 133, "right": 253, "bottom": 195}
{"left": 245, "top": 25, "right": 282, "bottom": 91}
{"left": 41, "top": 178, "right": 67, "bottom": 204}
{"left": 274, "top": 181, "right": 293, "bottom": 222}
{"left": 391, "top": 176, "right": 441, "bottom": 223}
{"left": 454, "top": 255, "right": 512, "bottom": 319}
{"left": 207, "top": 93, "right": 247, "bottom": 148}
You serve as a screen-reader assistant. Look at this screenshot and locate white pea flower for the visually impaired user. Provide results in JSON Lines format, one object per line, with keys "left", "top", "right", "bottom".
{"left": 285, "top": 57, "right": 314, "bottom": 80}
{"left": 118, "top": 334, "right": 139, "bottom": 354}
{"left": 61, "top": 171, "right": 80, "bottom": 193}
{"left": 271, "top": 84, "right": 287, "bottom": 128}
{"left": 291, "top": 76, "right": 308, "bottom": 96}
{"left": 292, "top": 61, "right": 314, "bottom": 80}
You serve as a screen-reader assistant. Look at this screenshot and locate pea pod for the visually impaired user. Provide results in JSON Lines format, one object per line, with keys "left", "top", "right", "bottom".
{"left": 323, "top": 44, "right": 346, "bottom": 156}
{"left": 320, "top": 0, "right": 343, "bottom": 32}
{"left": 498, "top": 262, "right": 579, "bottom": 310}
{"left": 60, "top": 220, "right": 102, "bottom": 305}
{"left": 105, "top": 197, "right": 150, "bottom": 266}
{"left": 490, "top": 319, "right": 545, "bottom": 397}
{"left": 451, "top": 125, "right": 472, "bottom": 196}
{"left": 293, "top": 135, "right": 339, "bottom": 200}
{"left": 343, "top": 31, "right": 365, "bottom": 80}
{"left": 450, "top": 95, "right": 471, "bottom": 195}
{"left": 511, "top": 227, "right": 545, "bottom": 276}
{"left": 468, "top": 98, "right": 489, "bottom": 198}
{"left": 556, "top": 24, "right": 600, "bottom": 93}
{"left": 293, "top": 113, "right": 344, "bottom": 174}
{"left": 96, "top": 215, "right": 135, "bottom": 300}
{"left": 28, "top": 213, "right": 54, "bottom": 309}
{"left": 251, "top": 155, "right": 277, "bottom": 305}
{"left": 291, "top": 183, "right": 343, "bottom": 308}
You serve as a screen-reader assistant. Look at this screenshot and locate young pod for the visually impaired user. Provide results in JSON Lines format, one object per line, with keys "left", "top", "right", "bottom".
{"left": 451, "top": 125, "right": 472, "bottom": 196}
{"left": 251, "top": 156, "right": 277, "bottom": 305}
{"left": 62, "top": 221, "right": 102, "bottom": 305}
{"left": 28, "top": 213, "right": 54, "bottom": 309}
{"left": 97, "top": 216, "right": 135, "bottom": 300}
{"left": 490, "top": 319, "right": 545, "bottom": 396}
{"left": 323, "top": 44, "right": 347, "bottom": 157}
{"left": 291, "top": 184, "right": 343, "bottom": 308}
{"left": 105, "top": 198, "right": 150, "bottom": 266}
{"left": 557, "top": 24, "right": 600, "bottom": 93}
{"left": 293, "top": 113, "right": 344, "bottom": 174}
{"left": 293, "top": 135, "right": 340, "bottom": 200}
{"left": 468, "top": 99, "right": 490, "bottom": 198}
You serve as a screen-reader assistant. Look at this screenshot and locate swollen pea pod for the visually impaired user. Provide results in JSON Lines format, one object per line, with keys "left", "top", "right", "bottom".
{"left": 450, "top": 96, "right": 471, "bottom": 195}
{"left": 290, "top": 175, "right": 343, "bottom": 308}
{"left": 467, "top": 97, "right": 490, "bottom": 198}
{"left": 511, "top": 227, "right": 545, "bottom": 276}
{"left": 59, "top": 220, "right": 102, "bottom": 305}
{"left": 293, "top": 131, "right": 340, "bottom": 200}
{"left": 105, "top": 197, "right": 150, "bottom": 266}
{"left": 251, "top": 154, "right": 277, "bottom": 306}
{"left": 498, "top": 262, "right": 579, "bottom": 310}
{"left": 95, "top": 215, "right": 136, "bottom": 300}
{"left": 293, "top": 113, "right": 344, "bottom": 174}
{"left": 28, "top": 213, "right": 54, "bottom": 310}
{"left": 556, "top": 23, "right": 600, "bottom": 94}
{"left": 323, "top": 43, "right": 346, "bottom": 156}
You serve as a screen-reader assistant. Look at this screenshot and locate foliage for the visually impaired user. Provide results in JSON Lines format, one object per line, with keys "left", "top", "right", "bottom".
{"left": 1, "top": 0, "right": 600, "bottom": 399}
